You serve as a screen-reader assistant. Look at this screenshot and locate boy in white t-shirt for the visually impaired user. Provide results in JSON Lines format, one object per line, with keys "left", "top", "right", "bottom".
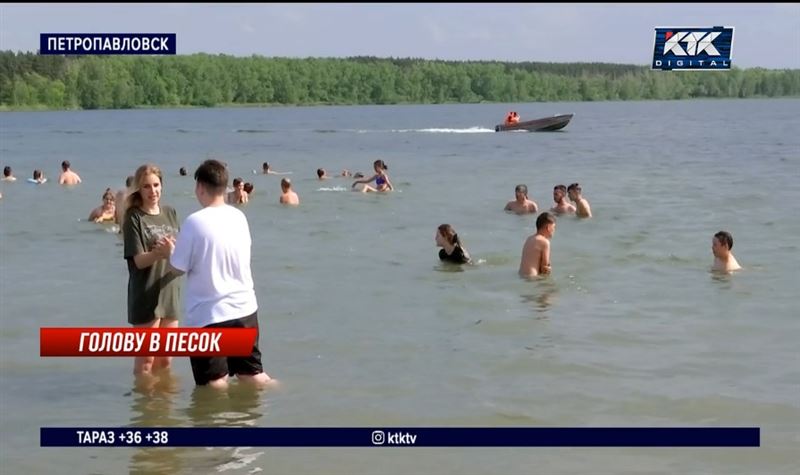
{"left": 168, "top": 159, "right": 273, "bottom": 389}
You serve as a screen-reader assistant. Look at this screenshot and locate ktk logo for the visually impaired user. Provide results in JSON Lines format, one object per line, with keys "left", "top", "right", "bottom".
{"left": 663, "top": 31, "right": 721, "bottom": 56}
{"left": 652, "top": 26, "right": 733, "bottom": 71}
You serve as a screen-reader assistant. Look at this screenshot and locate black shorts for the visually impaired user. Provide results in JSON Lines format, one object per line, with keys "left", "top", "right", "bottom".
{"left": 190, "top": 312, "right": 264, "bottom": 386}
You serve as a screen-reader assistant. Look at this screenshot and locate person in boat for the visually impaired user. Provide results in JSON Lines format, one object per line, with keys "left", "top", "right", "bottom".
{"left": 505, "top": 111, "right": 521, "bottom": 126}
{"left": 436, "top": 224, "right": 471, "bottom": 264}
{"left": 352, "top": 159, "right": 393, "bottom": 193}
{"left": 505, "top": 184, "right": 538, "bottom": 215}
{"left": 89, "top": 188, "right": 117, "bottom": 223}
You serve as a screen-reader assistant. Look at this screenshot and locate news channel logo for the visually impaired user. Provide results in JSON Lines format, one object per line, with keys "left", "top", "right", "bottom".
{"left": 652, "top": 26, "right": 734, "bottom": 71}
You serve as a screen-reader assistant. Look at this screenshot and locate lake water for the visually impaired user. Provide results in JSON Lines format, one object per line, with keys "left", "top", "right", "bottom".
{"left": 1, "top": 100, "right": 799, "bottom": 474}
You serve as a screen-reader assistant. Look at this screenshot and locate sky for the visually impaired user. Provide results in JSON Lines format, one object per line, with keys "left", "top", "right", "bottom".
{"left": 1, "top": 3, "right": 798, "bottom": 68}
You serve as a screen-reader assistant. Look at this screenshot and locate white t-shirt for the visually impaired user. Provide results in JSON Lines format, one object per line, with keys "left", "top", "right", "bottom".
{"left": 170, "top": 205, "right": 258, "bottom": 327}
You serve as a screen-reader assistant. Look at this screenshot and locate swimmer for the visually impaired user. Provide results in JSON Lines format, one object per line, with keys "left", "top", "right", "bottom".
{"left": 179, "top": 167, "right": 188, "bottom": 176}
{"left": 550, "top": 184, "right": 576, "bottom": 215}
{"left": 519, "top": 212, "right": 556, "bottom": 278}
{"left": 711, "top": 231, "right": 742, "bottom": 273}
{"left": 567, "top": 183, "right": 592, "bottom": 218}
{"left": 504, "top": 184, "right": 538, "bottom": 214}
{"left": 88, "top": 188, "right": 117, "bottom": 223}
{"left": 243, "top": 182, "right": 254, "bottom": 195}
{"left": 2, "top": 166, "right": 16, "bottom": 182}
{"left": 30, "top": 169, "right": 47, "bottom": 184}
{"left": 227, "top": 177, "right": 249, "bottom": 205}
{"left": 262, "top": 162, "right": 292, "bottom": 175}
{"left": 58, "top": 160, "right": 82, "bottom": 185}
{"left": 436, "top": 224, "right": 471, "bottom": 264}
{"left": 116, "top": 175, "right": 134, "bottom": 226}
{"left": 352, "top": 159, "right": 393, "bottom": 193}
{"left": 279, "top": 178, "right": 299, "bottom": 205}
{"left": 317, "top": 168, "right": 330, "bottom": 180}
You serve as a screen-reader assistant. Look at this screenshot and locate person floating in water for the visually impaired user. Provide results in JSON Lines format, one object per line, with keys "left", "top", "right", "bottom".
{"left": 88, "top": 188, "right": 117, "bottom": 223}
{"left": 262, "top": 162, "right": 292, "bottom": 175}
{"left": 317, "top": 168, "right": 330, "bottom": 180}
{"left": 711, "top": 230, "right": 742, "bottom": 273}
{"left": 30, "top": 169, "right": 47, "bottom": 184}
{"left": 279, "top": 178, "right": 299, "bottom": 206}
{"left": 519, "top": 212, "right": 556, "bottom": 278}
{"left": 58, "top": 160, "right": 82, "bottom": 185}
{"left": 504, "top": 184, "right": 538, "bottom": 214}
{"left": 352, "top": 159, "right": 393, "bottom": 193}
{"left": 436, "top": 224, "right": 471, "bottom": 264}
{"left": 567, "top": 183, "right": 592, "bottom": 218}
{"left": 550, "top": 184, "right": 576, "bottom": 215}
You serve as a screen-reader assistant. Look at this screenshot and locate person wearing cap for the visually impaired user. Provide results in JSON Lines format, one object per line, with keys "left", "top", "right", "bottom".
{"left": 504, "top": 184, "right": 538, "bottom": 214}
{"left": 279, "top": 178, "right": 299, "bottom": 206}
{"left": 58, "top": 160, "right": 82, "bottom": 185}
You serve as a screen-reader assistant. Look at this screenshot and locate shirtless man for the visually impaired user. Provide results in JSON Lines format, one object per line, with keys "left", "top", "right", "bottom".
{"left": 519, "top": 212, "right": 556, "bottom": 278}
{"left": 567, "top": 183, "right": 592, "bottom": 218}
{"left": 711, "top": 231, "right": 742, "bottom": 272}
{"left": 279, "top": 178, "right": 300, "bottom": 205}
{"left": 504, "top": 184, "right": 538, "bottom": 214}
{"left": 2, "top": 166, "right": 17, "bottom": 181}
{"left": 317, "top": 168, "right": 330, "bottom": 180}
{"left": 227, "top": 177, "right": 249, "bottom": 205}
{"left": 550, "top": 184, "right": 576, "bottom": 215}
{"left": 58, "top": 160, "right": 82, "bottom": 185}
{"left": 115, "top": 176, "right": 134, "bottom": 226}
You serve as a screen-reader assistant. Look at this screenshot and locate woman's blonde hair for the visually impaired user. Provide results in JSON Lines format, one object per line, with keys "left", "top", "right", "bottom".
{"left": 125, "top": 164, "right": 163, "bottom": 215}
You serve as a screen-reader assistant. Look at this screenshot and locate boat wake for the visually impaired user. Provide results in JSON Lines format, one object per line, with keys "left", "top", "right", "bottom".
{"left": 390, "top": 127, "right": 494, "bottom": 134}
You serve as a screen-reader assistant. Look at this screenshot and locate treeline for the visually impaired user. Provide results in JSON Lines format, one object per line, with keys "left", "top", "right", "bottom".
{"left": 1, "top": 51, "right": 799, "bottom": 110}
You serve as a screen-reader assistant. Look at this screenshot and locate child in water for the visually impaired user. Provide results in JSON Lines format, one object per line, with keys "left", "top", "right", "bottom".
{"left": 435, "top": 224, "right": 471, "bottom": 264}
{"left": 352, "top": 159, "right": 393, "bottom": 193}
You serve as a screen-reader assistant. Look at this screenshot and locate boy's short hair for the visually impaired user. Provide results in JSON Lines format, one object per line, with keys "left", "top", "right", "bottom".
{"left": 554, "top": 184, "right": 567, "bottom": 193}
{"left": 714, "top": 231, "right": 734, "bottom": 250}
{"left": 567, "top": 183, "right": 581, "bottom": 193}
{"left": 194, "top": 159, "right": 228, "bottom": 194}
{"left": 536, "top": 212, "right": 556, "bottom": 230}
{"left": 515, "top": 184, "right": 528, "bottom": 194}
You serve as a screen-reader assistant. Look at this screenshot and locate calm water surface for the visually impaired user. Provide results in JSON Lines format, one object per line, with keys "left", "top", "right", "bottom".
{"left": 1, "top": 100, "right": 799, "bottom": 474}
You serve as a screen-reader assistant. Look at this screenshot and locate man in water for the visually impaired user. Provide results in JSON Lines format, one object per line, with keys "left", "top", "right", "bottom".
{"left": 115, "top": 176, "right": 134, "bottom": 226}
{"left": 550, "top": 184, "right": 576, "bottom": 215}
{"left": 317, "top": 168, "right": 330, "bottom": 180}
{"left": 58, "top": 160, "right": 82, "bottom": 185}
{"left": 168, "top": 159, "right": 274, "bottom": 389}
{"left": 279, "top": 178, "right": 299, "bottom": 205}
{"left": 567, "top": 183, "right": 592, "bottom": 218}
{"left": 227, "top": 177, "right": 249, "bottom": 205}
{"left": 519, "top": 212, "right": 556, "bottom": 278}
{"left": 504, "top": 184, "right": 538, "bottom": 214}
{"left": 711, "top": 231, "right": 742, "bottom": 272}
{"left": 2, "top": 166, "right": 17, "bottom": 181}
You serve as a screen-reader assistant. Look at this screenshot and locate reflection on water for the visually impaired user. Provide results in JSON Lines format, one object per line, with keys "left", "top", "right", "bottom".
{"left": 127, "top": 376, "right": 270, "bottom": 475}
{"left": 520, "top": 279, "right": 559, "bottom": 314}
{"left": 128, "top": 372, "right": 186, "bottom": 475}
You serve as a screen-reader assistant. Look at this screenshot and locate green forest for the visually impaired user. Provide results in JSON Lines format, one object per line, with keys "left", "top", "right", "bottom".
{"left": 1, "top": 51, "right": 799, "bottom": 110}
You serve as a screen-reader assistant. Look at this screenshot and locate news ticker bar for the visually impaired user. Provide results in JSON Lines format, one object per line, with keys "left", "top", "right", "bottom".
{"left": 43, "top": 427, "right": 760, "bottom": 447}
{"left": 40, "top": 33, "right": 176, "bottom": 55}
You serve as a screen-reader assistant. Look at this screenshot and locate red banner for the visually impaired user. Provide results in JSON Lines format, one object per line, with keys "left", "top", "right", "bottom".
{"left": 40, "top": 328, "right": 257, "bottom": 357}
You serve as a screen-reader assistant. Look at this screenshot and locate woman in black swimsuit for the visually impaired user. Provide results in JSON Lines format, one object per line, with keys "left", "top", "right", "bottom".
{"left": 435, "top": 224, "right": 471, "bottom": 264}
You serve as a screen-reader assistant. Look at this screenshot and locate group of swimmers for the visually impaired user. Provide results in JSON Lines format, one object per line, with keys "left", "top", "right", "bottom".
{"left": 2, "top": 156, "right": 742, "bottom": 275}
